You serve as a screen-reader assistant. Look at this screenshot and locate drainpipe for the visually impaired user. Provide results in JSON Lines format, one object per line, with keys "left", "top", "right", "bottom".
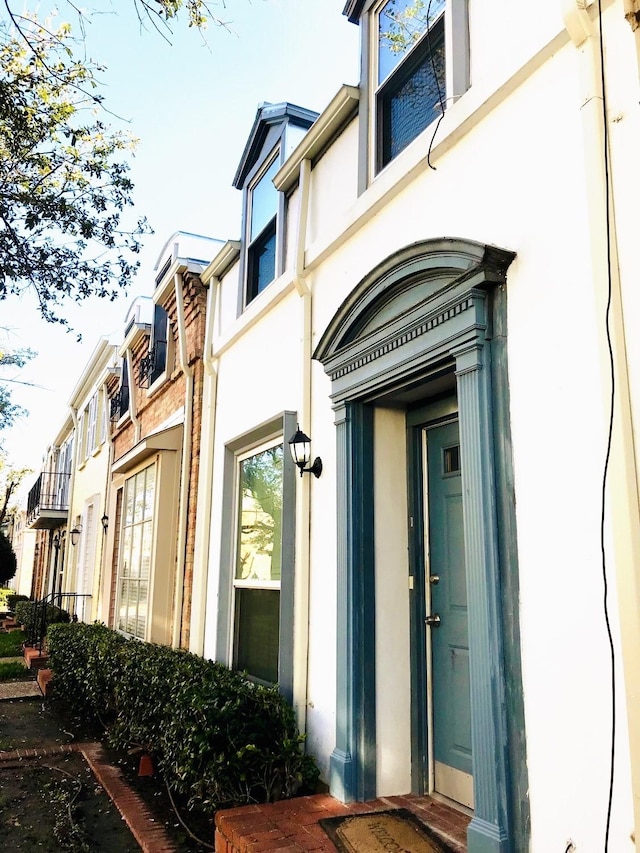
{"left": 292, "top": 158, "right": 313, "bottom": 733}
{"left": 171, "top": 272, "right": 193, "bottom": 649}
{"left": 125, "top": 348, "right": 141, "bottom": 445}
{"left": 189, "top": 274, "right": 220, "bottom": 655}
{"left": 563, "top": 2, "right": 640, "bottom": 844}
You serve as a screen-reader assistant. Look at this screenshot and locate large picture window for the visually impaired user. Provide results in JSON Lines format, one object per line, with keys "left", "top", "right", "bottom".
{"left": 375, "top": 0, "right": 446, "bottom": 169}
{"left": 233, "top": 442, "right": 283, "bottom": 684}
{"left": 117, "top": 462, "right": 155, "bottom": 639}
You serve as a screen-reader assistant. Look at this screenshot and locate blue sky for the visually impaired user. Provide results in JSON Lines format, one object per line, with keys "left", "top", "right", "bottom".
{"left": 1, "top": 0, "right": 359, "bottom": 476}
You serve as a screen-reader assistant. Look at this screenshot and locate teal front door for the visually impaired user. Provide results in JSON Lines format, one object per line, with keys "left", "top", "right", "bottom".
{"left": 425, "top": 420, "right": 473, "bottom": 808}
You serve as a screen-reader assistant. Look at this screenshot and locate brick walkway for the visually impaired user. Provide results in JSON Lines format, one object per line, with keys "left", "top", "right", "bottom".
{"left": 215, "top": 792, "right": 469, "bottom": 853}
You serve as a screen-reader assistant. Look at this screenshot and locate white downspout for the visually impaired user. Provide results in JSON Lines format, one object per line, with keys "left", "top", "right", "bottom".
{"left": 189, "top": 275, "right": 221, "bottom": 655}
{"left": 171, "top": 272, "right": 193, "bottom": 649}
{"left": 563, "top": 3, "right": 640, "bottom": 845}
{"left": 292, "top": 158, "right": 313, "bottom": 732}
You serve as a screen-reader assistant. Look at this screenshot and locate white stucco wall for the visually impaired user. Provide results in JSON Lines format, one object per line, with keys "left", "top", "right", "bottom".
{"left": 198, "top": 3, "right": 638, "bottom": 848}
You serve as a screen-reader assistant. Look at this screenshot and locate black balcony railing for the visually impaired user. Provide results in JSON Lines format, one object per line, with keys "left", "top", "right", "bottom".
{"left": 26, "top": 471, "right": 71, "bottom": 528}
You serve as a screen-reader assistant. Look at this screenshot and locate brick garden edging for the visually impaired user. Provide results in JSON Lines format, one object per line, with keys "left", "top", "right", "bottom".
{"left": 0, "top": 741, "right": 177, "bottom": 853}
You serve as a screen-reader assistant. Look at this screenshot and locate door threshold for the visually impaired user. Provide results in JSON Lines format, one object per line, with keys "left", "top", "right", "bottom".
{"left": 430, "top": 790, "right": 474, "bottom": 818}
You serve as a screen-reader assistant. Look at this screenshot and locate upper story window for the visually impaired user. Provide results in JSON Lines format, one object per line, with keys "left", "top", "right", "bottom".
{"left": 234, "top": 103, "right": 318, "bottom": 313}
{"left": 110, "top": 357, "right": 130, "bottom": 422}
{"left": 362, "top": 0, "right": 469, "bottom": 176}
{"left": 376, "top": 0, "right": 445, "bottom": 169}
{"left": 138, "top": 305, "right": 169, "bottom": 389}
{"left": 246, "top": 152, "right": 280, "bottom": 304}
{"left": 86, "top": 392, "right": 98, "bottom": 456}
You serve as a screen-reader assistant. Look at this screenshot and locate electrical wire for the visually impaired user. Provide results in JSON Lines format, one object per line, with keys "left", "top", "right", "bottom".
{"left": 424, "top": 0, "right": 447, "bottom": 170}
{"left": 595, "top": 1, "right": 617, "bottom": 850}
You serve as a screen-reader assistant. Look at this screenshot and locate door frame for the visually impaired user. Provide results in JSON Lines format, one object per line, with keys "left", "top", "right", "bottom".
{"left": 315, "top": 238, "right": 527, "bottom": 853}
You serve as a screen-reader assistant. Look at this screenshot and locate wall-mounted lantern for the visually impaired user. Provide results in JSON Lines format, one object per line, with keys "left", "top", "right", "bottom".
{"left": 288, "top": 425, "right": 322, "bottom": 478}
{"left": 70, "top": 526, "right": 82, "bottom": 547}
{"left": 101, "top": 514, "right": 109, "bottom": 533}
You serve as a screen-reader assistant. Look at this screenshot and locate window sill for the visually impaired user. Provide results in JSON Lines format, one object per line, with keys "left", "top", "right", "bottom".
{"left": 115, "top": 413, "right": 131, "bottom": 430}
{"left": 146, "top": 371, "right": 169, "bottom": 399}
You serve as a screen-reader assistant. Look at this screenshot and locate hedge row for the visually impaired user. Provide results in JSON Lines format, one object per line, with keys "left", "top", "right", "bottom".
{"left": 15, "top": 600, "right": 70, "bottom": 636}
{"left": 47, "top": 622, "right": 319, "bottom": 811}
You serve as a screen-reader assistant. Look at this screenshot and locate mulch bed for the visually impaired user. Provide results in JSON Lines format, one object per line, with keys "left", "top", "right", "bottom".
{"left": 0, "top": 695, "right": 216, "bottom": 851}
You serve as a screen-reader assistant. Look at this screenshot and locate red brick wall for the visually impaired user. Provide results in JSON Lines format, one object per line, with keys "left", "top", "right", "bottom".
{"left": 107, "top": 272, "right": 208, "bottom": 649}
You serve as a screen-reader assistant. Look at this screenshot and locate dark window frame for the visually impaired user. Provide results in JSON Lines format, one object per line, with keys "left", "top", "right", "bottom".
{"left": 376, "top": 11, "right": 446, "bottom": 170}
{"left": 244, "top": 148, "right": 282, "bottom": 307}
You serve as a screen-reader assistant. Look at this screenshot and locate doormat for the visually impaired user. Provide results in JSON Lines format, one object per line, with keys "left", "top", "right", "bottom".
{"left": 319, "top": 808, "right": 456, "bottom": 853}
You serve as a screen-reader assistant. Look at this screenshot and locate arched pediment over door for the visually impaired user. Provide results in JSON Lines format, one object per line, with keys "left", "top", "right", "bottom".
{"left": 314, "top": 237, "right": 529, "bottom": 853}
{"left": 314, "top": 237, "right": 515, "bottom": 403}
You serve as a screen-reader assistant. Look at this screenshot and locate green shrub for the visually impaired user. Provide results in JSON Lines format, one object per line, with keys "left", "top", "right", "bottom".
{"left": 6, "top": 593, "right": 28, "bottom": 613}
{"left": 47, "top": 622, "right": 319, "bottom": 812}
{"left": 15, "top": 600, "right": 70, "bottom": 637}
{"left": 48, "top": 622, "right": 126, "bottom": 721}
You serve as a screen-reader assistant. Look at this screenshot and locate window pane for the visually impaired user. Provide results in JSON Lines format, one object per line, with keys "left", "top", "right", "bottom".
{"left": 236, "top": 445, "right": 283, "bottom": 582}
{"left": 141, "top": 521, "right": 152, "bottom": 580}
{"left": 130, "top": 524, "right": 142, "bottom": 579}
{"left": 250, "top": 156, "right": 279, "bottom": 240}
{"left": 144, "top": 465, "right": 156, "bottom": 518}
{"left": 380, "top": 22, "right": 445, "bottom": 165}
{"left": 234, "top": 588, "right": 280, "bottom": 684}
{"left": 378, "top": 0, "right": 445, "bottom": 84}
{"left": 132, "top": 472, "right": 144, "bottom": 523}
{"left": 248, "top": 223, "right": 277, "bottom": 297}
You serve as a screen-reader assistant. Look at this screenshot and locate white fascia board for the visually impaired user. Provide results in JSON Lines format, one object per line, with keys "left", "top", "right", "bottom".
{"left": 118, "top": 323, "right": 151, "bottom": 358}
{"left": 154, "top": 257, "right": 211, "bottom": 305}
{"left": 201, "top": 241, "right": 242, "bottom": 285}
{"left": 112, "top": 423, "right": 183, "bottom": 475}
{"left": 274, "top": 85, "right": 360, "bottom": 194}
{"left": 67, "top": 338, "right": 119, "bottom": 409}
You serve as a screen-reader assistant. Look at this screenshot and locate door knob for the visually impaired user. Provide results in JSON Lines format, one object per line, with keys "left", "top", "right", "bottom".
{"left": 425, "top": 614, "right": 441, "bottom": 627}
{"left": 429, "top": 575, "right": 440, "bottom": 585}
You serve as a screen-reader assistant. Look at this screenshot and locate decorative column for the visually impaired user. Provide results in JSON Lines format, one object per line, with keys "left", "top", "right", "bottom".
{"left": 329, "top": 401, "right": 376, "bottom": 804}
{"left": 330, "top": 402, "right": 355, "bottom": 802}
{"left": 455, "top": 342, "right": 511, "bottom": 853}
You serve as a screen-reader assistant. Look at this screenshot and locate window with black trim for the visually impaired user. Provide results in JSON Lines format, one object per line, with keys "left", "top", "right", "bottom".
{"left": 110, "top": 357, "right": 130, "bottom": 422}
{"left": 245, "top": 153, "right": 280, "bottom": 304}
{"left": 138, "top": 305, "right": 169, "bottom": 389}
{"left": 375, "top": 0, "right": 445, "bottom": 169}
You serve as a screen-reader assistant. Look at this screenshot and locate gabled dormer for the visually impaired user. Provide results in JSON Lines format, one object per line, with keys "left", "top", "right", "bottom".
{"left": 233, "top": 102, "right": 318, "bottom": 310}
{"left": 344, "top": 0, "right": 469, "bottom": 187}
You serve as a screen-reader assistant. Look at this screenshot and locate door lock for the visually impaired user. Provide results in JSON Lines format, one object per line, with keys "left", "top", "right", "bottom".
{"left": 425, "top": 614, "right": 441, "bottom": 627}
{"left": 429, "top": 574, "right": 440, "bottom": 585}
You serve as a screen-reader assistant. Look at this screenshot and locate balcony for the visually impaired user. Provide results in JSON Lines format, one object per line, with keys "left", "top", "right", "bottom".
{"left": 26, "top": 471, "right": 71, "bottom": 529}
